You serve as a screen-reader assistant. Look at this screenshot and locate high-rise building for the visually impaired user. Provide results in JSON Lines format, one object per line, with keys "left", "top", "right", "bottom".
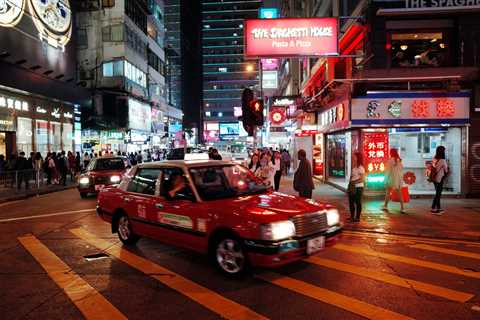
{"left": 202, "top": 0, "right": 262, "bottom": 132}
{"left": 77, "top": 0, "right": 180, "bottom": 152}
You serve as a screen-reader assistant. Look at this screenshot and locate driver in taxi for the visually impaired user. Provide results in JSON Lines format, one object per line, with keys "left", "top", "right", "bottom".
{"left": 167, "top": 174, "right": 188, "bottom": 199}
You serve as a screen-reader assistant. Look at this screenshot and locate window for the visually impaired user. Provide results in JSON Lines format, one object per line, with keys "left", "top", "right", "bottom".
{"left": 127, "top": 168, "right": 161, "bottom": 195}
{"left": 103, "top": 60, "right": 124, "bottom": 77}
{"left": 62, "top": 123, "right": 73, "bottom": 152}
{"left": 102, "top": 0, "right": 115, "bottom": 8}
{"left": 159, "top": 167, "right": 194, "bottom": 199}
{"left": 36, "top": 120, "right": 48, "bottom": 155}
{"left": 390, "top": 32, "right": 448, "bottom": 67}
{"left": 102, "top": 25, "right": 123, "bottom": 42}
{"left": 17, "top": 117, "right": 32, "bottom": 155}
{"left": 78, "top": 28, "right": 88, "bottom": 48}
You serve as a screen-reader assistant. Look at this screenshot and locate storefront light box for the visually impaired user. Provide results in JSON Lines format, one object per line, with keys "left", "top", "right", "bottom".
{"left": 219, "top": 123, "right": 239, "bottom": 136}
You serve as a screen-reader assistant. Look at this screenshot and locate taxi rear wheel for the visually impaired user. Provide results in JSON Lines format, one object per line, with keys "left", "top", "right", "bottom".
{"left": 213, "top": 235, "right": 248, "bottom": 276}
{"left": 117, "top": 214, "right": 139, "bottom": 245}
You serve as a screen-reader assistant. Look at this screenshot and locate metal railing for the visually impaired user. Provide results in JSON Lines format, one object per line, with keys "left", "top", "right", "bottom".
{"left": 0, "top": 169, "right": 76, "bottom": 193}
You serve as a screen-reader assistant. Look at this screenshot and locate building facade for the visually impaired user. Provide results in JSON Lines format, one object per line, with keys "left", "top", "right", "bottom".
{"left": 77, "top": 0, "right": 180, "bottom": 153}
{"left": 282, "top": 0, "right": 480, "bottom": 197}
{"left": 201, "top": 0, "right": 262, "bottom": 144}
{"left": 0, "top": 0, "right": 89, "bottom": 157}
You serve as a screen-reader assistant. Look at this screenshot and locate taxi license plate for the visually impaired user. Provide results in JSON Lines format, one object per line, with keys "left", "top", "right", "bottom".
{"left": 95, "top": 185, "right": 105, "bottom": 191}
{"left": 307, "top": 236, "right": 325, "bottom": 255}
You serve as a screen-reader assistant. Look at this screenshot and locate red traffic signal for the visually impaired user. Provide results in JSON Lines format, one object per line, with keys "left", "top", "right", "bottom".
{"left": 250, "top": 99, "right": 264, "bottom": 126}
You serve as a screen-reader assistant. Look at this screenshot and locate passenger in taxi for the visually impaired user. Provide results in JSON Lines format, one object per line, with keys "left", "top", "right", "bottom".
{"left": 167, "top": 174, "right": 188, "bottom": 199}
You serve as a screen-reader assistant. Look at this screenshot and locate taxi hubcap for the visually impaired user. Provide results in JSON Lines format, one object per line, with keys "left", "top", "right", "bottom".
{"left": 118, "top": 216, "right": 130, "bottom": 240}
{"left": 216, "top": 239, "right": 244, "bottom": 274}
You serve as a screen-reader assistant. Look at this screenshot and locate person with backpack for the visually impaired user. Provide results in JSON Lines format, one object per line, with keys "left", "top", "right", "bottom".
{"left": 382, "top": 148, "right": 406, "bottom": 213}
{"left": 430, "top": 146, "right": 449, "bottom": 215}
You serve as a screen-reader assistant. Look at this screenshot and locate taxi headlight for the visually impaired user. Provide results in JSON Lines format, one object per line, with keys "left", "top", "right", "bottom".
{"left": 110, "top": 175, "right": 121, "bottom": 183}
{"left": 79, "top": 177, "right": 90, "bottom": 185}
{"left": 261, "top": 221, "right": 295, "bottom": 241}
{"left": 326, "top": 209, "right": 340, "bottom": 226}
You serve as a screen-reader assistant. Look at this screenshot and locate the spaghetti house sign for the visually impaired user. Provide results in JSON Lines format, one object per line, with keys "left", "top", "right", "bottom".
{"left": 244, "top": 18, "right": 338, "bottom": 58}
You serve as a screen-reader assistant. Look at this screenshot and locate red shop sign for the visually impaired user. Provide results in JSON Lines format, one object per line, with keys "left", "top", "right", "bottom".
{"left": 269, "top": 107, "right": 286, "bottom": 126}
{"left": 295, "top": 129, "right": 318, "bottom": 137}
{"left": 244, "top": 18, "right": 339, "bottom": 58}
{"left": 363, "top": 132, "right": 389, "bottom": 173}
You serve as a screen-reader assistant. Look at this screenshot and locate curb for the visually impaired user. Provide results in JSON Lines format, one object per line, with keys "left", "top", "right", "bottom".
{"left": 341, "top": 226, "right": 480, "bottom": 242}
{"left": 0, "top": 185, "right": 77, "bottom": 205}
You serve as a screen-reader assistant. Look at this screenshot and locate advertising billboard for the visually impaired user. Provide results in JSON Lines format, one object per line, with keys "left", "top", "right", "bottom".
{"left": 245, "top": 18, "right": 338, "bottom": 58}
{"left": 0, "top": 0, "right": 75, "bottom": 79}
{"left": 128, "top": 98, "right": 152, "bottom": 132}
{"left": 219, "top": 123, "right": 239, "bottom": 136}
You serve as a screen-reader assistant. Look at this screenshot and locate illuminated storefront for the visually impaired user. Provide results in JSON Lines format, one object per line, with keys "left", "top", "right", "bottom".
{"left": 349, "top": 91, "right": 468, "bottom": 195}
{"left": 0, "top": 90, "right": 75, "bottom": 156}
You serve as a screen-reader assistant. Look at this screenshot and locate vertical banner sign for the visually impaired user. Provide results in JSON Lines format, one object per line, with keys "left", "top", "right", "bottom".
{"left": 244, "top": 18, "right": 338, "bottom": 58}
{"left": 363, "top": 132, "right": 389, "bottom": 188}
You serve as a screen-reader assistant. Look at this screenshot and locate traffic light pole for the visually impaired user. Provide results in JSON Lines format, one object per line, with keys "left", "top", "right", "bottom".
{"left": 257, "top": 59, "right": 263, "bottom": 148}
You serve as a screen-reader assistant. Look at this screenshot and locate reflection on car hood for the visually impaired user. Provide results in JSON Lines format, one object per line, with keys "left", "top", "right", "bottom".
{"left": 228, "top": 192, "right": 332, "bottom": 223}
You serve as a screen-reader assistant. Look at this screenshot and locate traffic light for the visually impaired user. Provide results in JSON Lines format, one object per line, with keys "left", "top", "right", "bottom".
{"left": 241, "top": 88, "right": 255, "bottom": 135}
{"left": 250, "top": 99, "right": 264, "bottom": 126}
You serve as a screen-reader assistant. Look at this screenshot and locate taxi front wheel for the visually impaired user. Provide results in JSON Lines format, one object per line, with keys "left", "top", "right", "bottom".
{"left": 213, "top": 235, "right": 248, "bottom": 276}
{"left": 117, "top": 214, "right": 139, "bottom": 245}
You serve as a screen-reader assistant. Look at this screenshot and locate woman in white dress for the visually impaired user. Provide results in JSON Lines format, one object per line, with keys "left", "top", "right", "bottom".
{"left": 382, "top": 148, "right": 406, "bottom": 213}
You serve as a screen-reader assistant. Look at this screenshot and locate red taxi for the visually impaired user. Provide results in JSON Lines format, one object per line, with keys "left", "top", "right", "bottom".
{"left": 78, "top": 156, "right": 129, "bottom": 198}
{"left": 96, "top": 160, "right": 342, "bottom": 275}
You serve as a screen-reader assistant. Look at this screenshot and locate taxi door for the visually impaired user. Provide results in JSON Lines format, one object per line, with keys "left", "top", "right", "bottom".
{"left": 123, "top": 167, "right": 162, "bottom": 238}
{"left": 152, "top": 167, "right": 208, "bottom": 252}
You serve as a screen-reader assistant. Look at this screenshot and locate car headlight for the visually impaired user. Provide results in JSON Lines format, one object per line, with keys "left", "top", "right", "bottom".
{"left": 79, "top": 177, "right": 90, "bottom": 185}
{"left": 110, "top": 175, "right": 121, "bottom": 183}
{"left": 326, "top": 209, "right": 340, "bottom": 226}
{"left": 261, "top": 221, "right": 295, "bottom": 241}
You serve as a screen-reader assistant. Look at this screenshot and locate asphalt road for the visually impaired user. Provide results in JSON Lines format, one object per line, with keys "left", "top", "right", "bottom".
{"left": 0, "top": 189, "right": 479, "bottom": 320}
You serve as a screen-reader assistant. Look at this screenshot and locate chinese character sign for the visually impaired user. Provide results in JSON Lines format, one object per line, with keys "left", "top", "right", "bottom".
{"left": 363, "top": 132, "right": 389, "bottom": 174}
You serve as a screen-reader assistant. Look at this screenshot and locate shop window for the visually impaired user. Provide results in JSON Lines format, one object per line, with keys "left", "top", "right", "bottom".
{"left": 17, "top": 117, "right": 32, "bottom": 155}
{"left": 62, "top": 123, "right": 73, "bottom": 152}
{"left": 36, "top": 120, "right": 48, "bottom": 155}
{"left": 50, "top": 122, "right": 61, "bottom": 153}
{"left": 390, "top": 32, "right": 448, "bottom": 67}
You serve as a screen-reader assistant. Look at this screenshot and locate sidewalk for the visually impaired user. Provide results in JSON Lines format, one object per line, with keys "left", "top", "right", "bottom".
{"left": 279, "top": 176, "right": 480, "bottom": 241}
{"left": 0, "top": 181, "right": 76, "bottom": 204}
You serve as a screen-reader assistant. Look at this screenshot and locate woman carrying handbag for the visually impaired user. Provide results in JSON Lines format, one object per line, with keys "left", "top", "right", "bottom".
{"left": 347, "top": 152, "right": 365, "bottom": 222}
{"left": 382, "top": 148, "right": 407, "bottom": 214}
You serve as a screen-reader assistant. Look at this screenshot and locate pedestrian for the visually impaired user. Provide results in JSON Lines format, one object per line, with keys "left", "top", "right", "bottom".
{"left": 248, "top": 154, "right": 260, "bottom": 173}
{"left": 211, "top": 148, "right": 222, "bottom": 160}
{"left": 34, "top": 152, "right": 43, "bottom": 186}
{"left": 382, "top": 148, "right": 406, "bottom": 213}
{"left": 83, "top": 152, "right": 90, "bottom": 169}
{"left": 58, "top": 151, "right": 68, "bottom": 186}
{"left": 273, "top": 151, "right": 283, "bottom": 191}
{"left": 348, "top": 152, "right": 365, "bottom": 222}
{"left": 16, "top": 151, "right": 30, "bottom": 190}
{"left": 0, "top": 154, "right": 5, "bottom": 186}
{"left": 136, "top": 152, "right": 143, "bottom": 164}
{"left": 50, "top": 153, "right": 59, "bottom": 185}
{"left": 68, "top": 151, "right": 75, "bottom": 182}
{"left": 75, "top": 152, "right": 81, "bottom": 175}
{"left": 44, "top": 152, "right": 52, "bottom": 185}
{"left": 281, "top": 149, "right": 291, "bottom": 175}
{"left": 293, "top": 149, "right": 314, "bottom": 198}
{"left": 6, "top": 153, "right": 17, "bottom": 188}
{"left": 255, "top": 153, "right": 275, "bottom": 187}
{"left": 431, "top": 146, "right": 449, "bottom": 215}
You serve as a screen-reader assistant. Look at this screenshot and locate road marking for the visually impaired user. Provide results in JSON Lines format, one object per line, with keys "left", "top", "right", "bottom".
{"left": 0, "top": 208, "right": 95, "bottom": 223}
{"left": 409, "top": 244, "right": 480, "bottom": 260}
{"left": 306, "top": 256, "right": 474, "bottom": 303}
{"left": 334, "top": 244, "right": 480, "bottom": 279}
{"left": 0, "top": 199, "right": 25, "bottom": 207}
{"left": 257, "top": 272, "right": 414, "bottom": 320}
{"left": 18, "top": 235, "right": 127, "bottom": 320}
{"left": 70, "top": 228, "right": 268, "bottom": 320}
{"left": 342, "top": 230, "right": 480, "bottom": 247}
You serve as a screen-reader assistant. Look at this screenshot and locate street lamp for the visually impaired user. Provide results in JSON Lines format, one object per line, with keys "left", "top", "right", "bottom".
{"left": 245, "top": 64, "right": 254, "bottom": 72}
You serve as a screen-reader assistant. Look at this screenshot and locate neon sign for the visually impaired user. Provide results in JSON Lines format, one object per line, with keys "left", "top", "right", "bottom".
{"left": 436, "top": 98, "right": 455, "bottom": 117}
{"left": 411, "top": 100, "right": 430, "bottom": 117}
{"left": 388, "top": 100, "right": 402, "bottom": 118}
{"left": 363, "top": 132, "right": 389, "bottom": 188}
{"left": 269, "top": 107, "right": 286, "bottom": 126}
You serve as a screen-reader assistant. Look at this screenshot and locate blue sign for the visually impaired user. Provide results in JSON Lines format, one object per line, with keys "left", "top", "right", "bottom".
{"left": 259, "top": 8, "right": 278, "bottom": 19}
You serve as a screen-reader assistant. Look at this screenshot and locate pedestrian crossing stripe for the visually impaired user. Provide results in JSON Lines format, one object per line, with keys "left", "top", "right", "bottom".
{"left": 342, "top": 230, "right": 480, "bottom": 247}
{"left": 257, "top": 272, "right": 415, "bottom": 320}
{"left": 69, "top": 228, "right": 268, "bottom": 320}
{"left": 334, "top": 244, "right": 480, "bottom": 279}
{"left": 305, "top": 256, "right": 474, "bottom": 303}
{"left": 409, "top": 243, "right": 480, "bottom": 260}
{"left": 18, "top": 235, "right": 127, "bottom": 320}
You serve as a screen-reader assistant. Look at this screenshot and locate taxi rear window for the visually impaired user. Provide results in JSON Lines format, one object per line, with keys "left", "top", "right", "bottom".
{"left": 94, "top": 158, "right": 125, "bottom": 171}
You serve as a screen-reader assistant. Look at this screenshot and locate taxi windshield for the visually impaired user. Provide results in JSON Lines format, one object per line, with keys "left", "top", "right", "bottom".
{"left": 91, "top": 158, "right": 125, "bottom": 171}
{"left": 189, "top": 165, "right": 267, "bottom": 200}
